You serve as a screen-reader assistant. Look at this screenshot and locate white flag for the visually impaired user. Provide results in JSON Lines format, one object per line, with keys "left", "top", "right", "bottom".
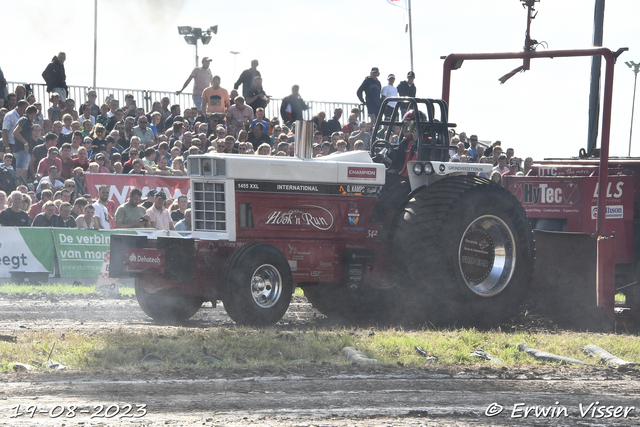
{"left": 386, "top": 0, "right": 407, "bottom": 9}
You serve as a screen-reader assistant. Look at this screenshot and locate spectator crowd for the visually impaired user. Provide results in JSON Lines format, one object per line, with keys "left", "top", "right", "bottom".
{"left": 1, "top": 54, "right": 531, "bottom": 231}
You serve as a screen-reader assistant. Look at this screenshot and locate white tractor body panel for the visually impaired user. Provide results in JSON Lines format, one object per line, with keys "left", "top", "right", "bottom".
{"left": 188, "top": 151, "right": 386, "bottom": 241}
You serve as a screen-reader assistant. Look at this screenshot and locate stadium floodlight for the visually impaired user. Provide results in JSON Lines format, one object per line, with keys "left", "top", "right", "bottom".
{"left": 520, "top": 0, "right": 539, "bottom": 7}
{"left": 177, "top": 26, "right": 192, "bottom": 35}
{"left": 177, "top": 25, "right": 218, "bottom": 67}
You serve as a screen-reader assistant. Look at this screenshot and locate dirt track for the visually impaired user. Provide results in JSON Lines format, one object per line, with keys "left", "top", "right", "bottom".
{"left": 0, "top": 293, "right": 319, "bottom": 332}
{"left": 1, "top": 293, "right": 640, "bottom": 426}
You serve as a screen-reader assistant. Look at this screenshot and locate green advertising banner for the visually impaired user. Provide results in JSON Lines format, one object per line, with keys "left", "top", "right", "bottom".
{"left": 0, "top": 228, "right": 56, "bottom": 276}
{"left": 17, "top": 229, "right": 57, "bottom": 272}
{"left": 52, "top": 229, "right": 136, "bottom": 278}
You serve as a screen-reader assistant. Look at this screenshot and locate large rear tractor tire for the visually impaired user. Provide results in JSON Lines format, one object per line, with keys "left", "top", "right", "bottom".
{"left": 135, "top": 279, "right": 204, "bottom": 322}
{"left": 221, "top": 242, "right": 294, "bottom": 326}
{"left": 393, "top": 176, "right": 535, "bottom": 327}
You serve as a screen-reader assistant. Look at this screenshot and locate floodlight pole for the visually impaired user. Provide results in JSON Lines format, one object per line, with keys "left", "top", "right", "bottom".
{"left": 194, "top": 41, "right": 199, "bottom": 68}
{"left": 230, "top": 51, "right": 240, "bottom": 77}
{"left": 408, "top": 0, "right": 414, "bottom": 72}
{"left": 628, "top": 61, "right": 640, "bottom": 156}
{"left": 93, "top": 0, "right": 97, "bottom": 88}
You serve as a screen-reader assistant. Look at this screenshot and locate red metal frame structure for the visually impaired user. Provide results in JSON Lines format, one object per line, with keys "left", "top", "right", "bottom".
{"left": 440, "top": 3, "right": 624, "bottom": 322}
{"left": 442, "top": 47, "right": 615, "bottom": 238}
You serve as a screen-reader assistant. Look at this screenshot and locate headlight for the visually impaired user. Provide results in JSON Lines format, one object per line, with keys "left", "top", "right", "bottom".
{"left": 424, "top": 162, "right": 434, "bottom": 175}
{"left": 412, "top": 162, "right": 424, "bottom": 175}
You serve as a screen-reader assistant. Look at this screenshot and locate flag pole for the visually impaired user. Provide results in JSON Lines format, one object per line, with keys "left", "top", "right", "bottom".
{"left": 93, "top": 0, "right": 97, "bottom": 88}
{"left": 408, "top": 0, "right": 414, "bottom": 71}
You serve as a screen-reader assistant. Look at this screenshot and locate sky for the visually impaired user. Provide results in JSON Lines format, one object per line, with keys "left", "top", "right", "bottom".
{"left": 3, "top": 0, "right": 640, "bottom": 159}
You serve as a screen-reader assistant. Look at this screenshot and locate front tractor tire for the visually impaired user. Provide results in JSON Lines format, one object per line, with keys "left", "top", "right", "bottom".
{"left": 393, "top": 176, "right": 535, "bottom": 327}
{"left": 135, "top": 278, "right": 204, "bottom": 323}
{"left": 221, "top": 242, "right": 294, "bottom": 326}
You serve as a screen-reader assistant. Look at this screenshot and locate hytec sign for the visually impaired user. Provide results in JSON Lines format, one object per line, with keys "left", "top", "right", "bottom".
{"left": 504, "top": 175, "right": 634, "bottom": 234}
{"left": 505, "top": 175, "right": 634, "bottom": 264}
{"left": 516, "top": 180, "right": 624, "bottom": 206}
{"left": 518, "top": 181, "right": 581, "bottom": 206}
{"left": 523, "top": 183, "right": 564, "bottom": 204}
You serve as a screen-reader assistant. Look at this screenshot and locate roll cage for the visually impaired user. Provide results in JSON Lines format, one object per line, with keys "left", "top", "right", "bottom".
{"left": 370, "top": 97, "right": 456, "bottom": 163}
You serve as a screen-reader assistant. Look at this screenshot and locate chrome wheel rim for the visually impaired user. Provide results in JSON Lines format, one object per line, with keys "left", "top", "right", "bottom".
{"left": 458, "top": 215, "right": 516, "bottom": 297}
{"left": 251, "top": 264, "right": 282, "bottom": 308}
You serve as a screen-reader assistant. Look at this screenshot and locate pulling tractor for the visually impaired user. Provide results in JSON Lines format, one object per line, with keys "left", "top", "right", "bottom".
{"left": 108, "top": 0, "right": 636, "bottom": 329}
{"left": 110, "top": 98, "right": 535, "bottom": 327}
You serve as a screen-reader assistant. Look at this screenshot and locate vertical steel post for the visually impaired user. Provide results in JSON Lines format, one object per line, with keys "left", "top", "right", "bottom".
{"left": 594, "top": 49, "right": 615, "bottom": 237}
{"left": 587, "top": 0, "right": 605, "bottom": 156}
{"left": 522, "top": 4, "right": 533, "bottom": 71}
{"left": 629, "top": 63, "right": 639, "bottom": 156}
{"left": 597, "top": 235, "right": 616, "bottom": 324}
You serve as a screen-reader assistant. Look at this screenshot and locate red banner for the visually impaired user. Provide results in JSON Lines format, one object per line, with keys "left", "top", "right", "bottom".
{"left": 85, "top": 173, "right": 191, "bottom": 208}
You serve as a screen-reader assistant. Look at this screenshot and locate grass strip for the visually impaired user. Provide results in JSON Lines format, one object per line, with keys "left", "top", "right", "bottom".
{"left": 1, "top": 327, "right": 639, "bottom": 372}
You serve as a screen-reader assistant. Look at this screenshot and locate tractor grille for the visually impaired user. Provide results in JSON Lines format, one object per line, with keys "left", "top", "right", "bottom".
{"left": 193, "top": 181, "right": 226, "bottom": 231}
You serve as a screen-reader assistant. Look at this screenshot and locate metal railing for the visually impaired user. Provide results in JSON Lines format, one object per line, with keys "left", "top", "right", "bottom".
{"left": 6, "top": 82, "right": 363, "bottom": 125}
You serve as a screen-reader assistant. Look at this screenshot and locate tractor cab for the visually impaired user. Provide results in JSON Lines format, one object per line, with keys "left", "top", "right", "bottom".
{"left": 370, "top": 97, "right": 492, "bottom": 193}
{"left": 370, "top": 97, "right": 493, "bottom": 223}
{"left": 371, "top": 97, "right": 453, "bottom": 164}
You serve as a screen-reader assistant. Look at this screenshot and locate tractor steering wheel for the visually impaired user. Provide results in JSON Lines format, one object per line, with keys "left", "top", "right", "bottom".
{"left": 371, "top": 139, "right": 391, "bottom": 157}
{"left": 371, "top": 139, "right": 393, "bottom": 170}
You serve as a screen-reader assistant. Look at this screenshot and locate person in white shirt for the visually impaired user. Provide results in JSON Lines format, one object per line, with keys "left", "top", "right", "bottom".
{"left": 78, "top": 104, "right": 95, "bottom": 126}
{"left": 176, "top": 57, "right": 213, "bottom": 114}
{"left": 381, "top": 74, "right": 399, "bottom": 119}
{"left": 93, "top": 185, "right": 112, "bottom": 230}
{"left": 76, "top": 204, "right": 101, "bottom": 230}
{"left": 36, "top": 165, "right": 64, "bottom": 196}
{"left": 492, "top": 154, "right": 510, "bottom": 176}
{"left": 450, "top": 142, "right": 466, "bottom": 162}
{"left": 61, "top": 114, "right": 74, "bottom": 134}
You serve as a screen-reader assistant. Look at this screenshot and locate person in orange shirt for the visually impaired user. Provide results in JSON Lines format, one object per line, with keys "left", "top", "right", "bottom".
{"left": 201, "top": 76, "right": 230, "bottom": 116}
